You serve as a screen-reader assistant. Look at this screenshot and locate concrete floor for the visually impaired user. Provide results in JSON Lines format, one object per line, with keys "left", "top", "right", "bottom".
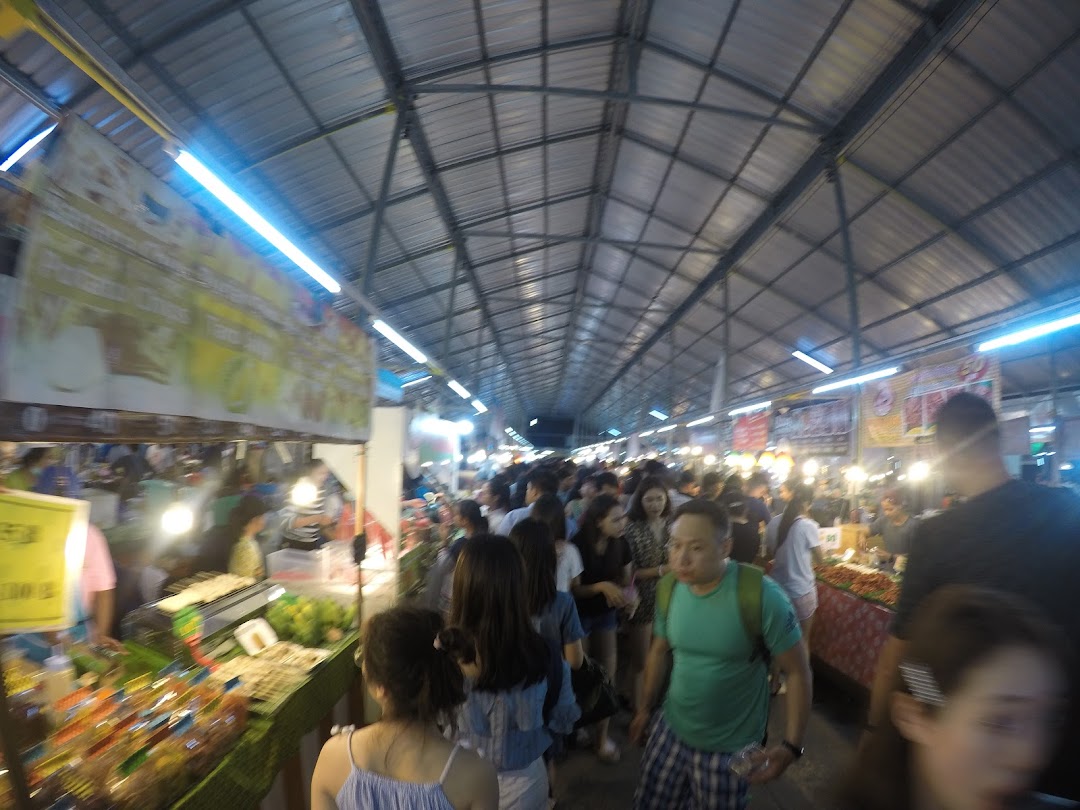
{"left": 556, "top": 675, "right": 863, "bottom": 809}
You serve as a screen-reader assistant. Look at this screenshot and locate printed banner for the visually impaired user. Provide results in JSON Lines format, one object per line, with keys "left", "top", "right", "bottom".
{"left": 732, "top": 412, "right": 769, "bottom": 452}
{"left": 0, "top": 117, "right": 374, "bottom": 442}
{"left": 861, "top": 354, "right": 1000, "bottom": 448}
{"left": 0, "top": 489, "right": 88, "bottom": 633}
{"left": 772, "top": 399, "right": 852, "bottom": 457}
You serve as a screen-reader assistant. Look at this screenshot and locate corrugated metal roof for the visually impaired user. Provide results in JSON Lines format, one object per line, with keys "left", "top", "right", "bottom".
{"left": 0, "top": 0, "right": 1078, "bottom": 429}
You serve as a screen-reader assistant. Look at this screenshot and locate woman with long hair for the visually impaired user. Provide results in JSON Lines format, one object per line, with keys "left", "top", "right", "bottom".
{"left": 765, "top": 482, "right": 823, "bottom": 638}
{"left": 442, "top": 536, "right": 579, "bottom": 809}
{"left": 622, "top": 476, "right": 671, "bottom": 712}
{"left": 311, "top": 605, "right": 499, "bottom": 810}
{"left": 510, "top": 519, "right": 585, "bottom": 807}
{"left": 532, "top": 493, "right": 583, "bottom": 593}
{"left": 570, "top": 494, "right": 632, "bottom": 763}
{"left": 841, "top": 586, "right": 1070, "bottom": 810}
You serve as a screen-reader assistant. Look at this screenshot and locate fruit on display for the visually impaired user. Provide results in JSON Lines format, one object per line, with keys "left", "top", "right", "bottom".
{"left": 265, "top": 595, "right": 356, "bottom": 648}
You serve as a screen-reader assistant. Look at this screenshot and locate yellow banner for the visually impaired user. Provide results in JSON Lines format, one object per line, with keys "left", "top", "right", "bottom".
{"left": 0, "top": 489, "right": 88, "bottom": 633}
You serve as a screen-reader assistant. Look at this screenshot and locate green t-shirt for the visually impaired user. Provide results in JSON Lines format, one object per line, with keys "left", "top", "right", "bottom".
{"left": 655, "top": 564, "right": 802, "bottom": 753}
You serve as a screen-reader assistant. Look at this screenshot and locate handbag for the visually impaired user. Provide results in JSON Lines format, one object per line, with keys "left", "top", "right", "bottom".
{"left": 570, "top": 655, "right": 619, "bottom": 729}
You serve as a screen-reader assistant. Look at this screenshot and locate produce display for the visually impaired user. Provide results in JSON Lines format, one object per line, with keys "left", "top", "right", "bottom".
{"left": 265, "top": 595, "right": 357, "bottom": 648}
{"left": 0, "top": 670, "right": 247, "bottom": 810}
{"left": 816, "top": 562, "right": 901, "bottom": 607}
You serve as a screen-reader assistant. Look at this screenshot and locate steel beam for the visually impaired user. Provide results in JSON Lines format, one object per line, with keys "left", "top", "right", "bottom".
{"left": 465, "top": 230, "right": 725, "bottom": 253}
{"left": 412, "top": 83, "right": 822, "bottom": 132}
{"left": 0, "top": 56, "right": 61, "bottom": 115}
{"left": 583, "top": 0, "right": 989, "bottom": 415}
{"left": 348, "top": 0, "right": 531, "bottom": 415}
{"left": 364, "top": 109, "right": 405, "bottom": 294}
{"left": 829, "top": 156, "right": 861, "bottom": 368}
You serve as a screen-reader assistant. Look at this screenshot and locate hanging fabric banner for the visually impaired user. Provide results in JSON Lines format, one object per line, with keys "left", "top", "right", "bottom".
{"left": 772, "top": 399, "right": 852, "bottom": 457}
{"left": 732, "top": 412, "right": 769, "bottom": 452}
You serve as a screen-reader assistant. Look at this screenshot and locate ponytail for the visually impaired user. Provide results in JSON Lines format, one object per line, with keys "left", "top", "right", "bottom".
{"left": 776, "top": 483, "right": 814, "bottom": 550}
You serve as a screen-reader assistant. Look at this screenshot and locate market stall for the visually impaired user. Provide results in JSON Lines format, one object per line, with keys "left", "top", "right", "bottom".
{"left": 809, "top": 561, "right": 900, "bottom": 690}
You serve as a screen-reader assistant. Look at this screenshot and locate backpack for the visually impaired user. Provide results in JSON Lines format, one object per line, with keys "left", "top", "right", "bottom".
{"left": 656, "top": 563, "right": 771, "bottom": 665}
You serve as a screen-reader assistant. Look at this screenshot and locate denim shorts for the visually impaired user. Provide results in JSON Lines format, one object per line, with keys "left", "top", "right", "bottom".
{"left": 580, "top": 609, "right": 618, "bottom": 636}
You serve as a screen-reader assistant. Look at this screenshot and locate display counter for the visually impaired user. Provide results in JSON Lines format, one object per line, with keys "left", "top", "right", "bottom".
{"left": 809, "top": 562, "right": 899, "bottom": 690}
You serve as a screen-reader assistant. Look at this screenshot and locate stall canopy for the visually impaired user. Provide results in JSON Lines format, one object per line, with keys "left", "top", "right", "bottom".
{"left": 0, "top": 0, "right": 1077, "bottom": 436}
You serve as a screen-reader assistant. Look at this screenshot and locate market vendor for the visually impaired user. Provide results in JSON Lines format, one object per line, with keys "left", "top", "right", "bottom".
{"left": 867, "top": 489, "right": 917, "bottom": 557}
{"left": 282, "top": 459, "right": 336, "bottom": 551}
{"left": 2, "top": 446, "right": 48, "bottom": 491}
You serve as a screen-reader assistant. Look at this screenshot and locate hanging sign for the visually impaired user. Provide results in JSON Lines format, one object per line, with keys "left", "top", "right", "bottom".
{"left": 0, "top": 489, "right": 88, "bottom": 633}
{"left": 772, "top": 399, "right": 852, "bottom": 457}
{"left": 0, "top": 117, "right": 375, "bottom": 442}
{"left": 861, "top": 354, "right": 1000, "bottom": 448}
{"left": 732, "top": 412, "right": 769, "bottom": 452}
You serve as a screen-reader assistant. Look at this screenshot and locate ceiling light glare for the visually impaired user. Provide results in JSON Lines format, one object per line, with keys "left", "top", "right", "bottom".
{"left": 648, "top": 410, "right": 669, "bottom": 421}
{"left": 686, "top": 416, "right": 714, "bottom": 427}
{"left": 372, "top": 319, "right": 428, "bottom": 363}
{"left": 471, "top": 399, "right": 488, "bottom": 414}
{"left": 175, "top": 151, "right": 341, "bottom": 293}
{"left": 657, "top": 424, "right": 677, "bottom": 433}
{"left": 0, "top": 123, "right": 57, "bottom": 172}
{"left": 401, "top": 375, "right": 432, "bottom": 388}
{"left": 455, "top": 419, "right": 474, "bottom": 435}
{"left": 639, "top": 430, "right": 655, "bottom": 437}
{"left": 792, "top": 350, "right": 834, "bottom": 375}
{"left": 908, "top": 461, "right": 931, "bottom": 481}
{"left": 812, "top": 367, "right": 898, "bottom": 394}
{"left": 447, "top": 380, "right": 471, "bottom": 399}
{"left": 977, "top": 311, "right": 1080, "bottom": 352}
{"left": 728, "top": 401, "right": 771, "bottom": 416}
{"left": 607, "top": 428, "right": 622, "bottom": 436}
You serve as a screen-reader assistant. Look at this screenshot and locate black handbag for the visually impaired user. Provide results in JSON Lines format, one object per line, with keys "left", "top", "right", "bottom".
{"left": 571, "top": 655, "right": 619, "bottom": 728}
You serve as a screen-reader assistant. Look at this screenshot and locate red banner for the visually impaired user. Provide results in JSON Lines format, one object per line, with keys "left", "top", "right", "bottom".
{"left": 732, "top": 412, "right": 769, "bottom": 452}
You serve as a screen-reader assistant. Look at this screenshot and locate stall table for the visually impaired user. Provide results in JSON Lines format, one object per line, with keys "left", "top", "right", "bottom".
{"left": 809, "top": 582, "right": 894, "bottom": 690}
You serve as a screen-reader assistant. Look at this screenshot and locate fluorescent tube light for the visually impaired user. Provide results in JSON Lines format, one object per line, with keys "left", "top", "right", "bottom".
{"left": 639, "top": 430, "right": 655, "bottom": 437}
{"left": 447, "top": 380, "right": 471, "bottom": 399}
{"left": 977, "top": 311, "right": 1080, "bottom": 352}
{"left": 686, "top": 416, "right": 714, "bottom": 427}
{"left": 792, "top": 350, "right": 834, "bottom": 375}
{"left": 530, "top": 419, "right": 538, "bottom": 426}
{"left": 505, "top": 428, "right": 514, "bottom": 434}
{"left": 728, "top": 401, "right": 771, "bottom": 416}
{"left": 401, "top": 375, "right": 432, "bottom": 388}
{"left": 657, "top": 424, "right": 677, "bottom": 433}
{"left": 175, "top": 151, "right": 341, "bottom": 293}
{"left": 372, "top": 319, "right": 428, "bottom": 363}
{"left": 471, "top": 399, "right": 488, "bottom": 414}
{"left": 812, "top": 367, "right": 898, "bottom": 394}
{"left": 0, "top": 124, "right": 57, "bottom": 172}
{"left": 648, "top": 410, "right": 669, "bottom": 421}
{"left": 607, "top": 428, "right": 622, "bottom": 437}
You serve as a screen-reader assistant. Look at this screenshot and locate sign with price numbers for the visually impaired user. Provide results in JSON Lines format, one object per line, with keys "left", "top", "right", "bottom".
{"left": 0, "top": 489, "right": 88, "bottom": 633}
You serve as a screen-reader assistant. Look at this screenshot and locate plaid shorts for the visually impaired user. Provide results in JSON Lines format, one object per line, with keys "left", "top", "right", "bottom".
{"left": 633, "top": 713, "right": 750, "bottom": 810}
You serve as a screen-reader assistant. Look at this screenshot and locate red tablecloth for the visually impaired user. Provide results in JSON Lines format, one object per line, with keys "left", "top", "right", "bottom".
{"left": 809, "top": 582, "right": 894, "bottom": 689}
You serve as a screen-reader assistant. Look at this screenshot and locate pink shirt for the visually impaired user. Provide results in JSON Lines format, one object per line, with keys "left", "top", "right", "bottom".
{"left": 81, "top": 524, "right": 116, "bottom": 613}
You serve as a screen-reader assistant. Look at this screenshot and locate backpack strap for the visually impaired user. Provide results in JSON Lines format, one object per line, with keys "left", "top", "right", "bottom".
{"left": 735, "top": 563, "right": 770, "bottom": 664}
{"left": 656, "top": 571, "right": 677, "bottom": 623}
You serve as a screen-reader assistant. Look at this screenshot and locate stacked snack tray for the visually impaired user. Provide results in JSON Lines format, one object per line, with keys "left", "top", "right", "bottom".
{"left": 207, "top": 655, "right": 305, "bottom": 714}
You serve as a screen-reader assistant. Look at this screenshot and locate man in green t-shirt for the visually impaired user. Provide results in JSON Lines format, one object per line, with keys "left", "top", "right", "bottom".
{"left": 630, "top": 500, "right": 813, "bottom": 810}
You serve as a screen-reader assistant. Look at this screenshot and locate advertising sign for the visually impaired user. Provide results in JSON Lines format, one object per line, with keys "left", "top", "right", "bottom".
{"left": 861, "top": 354, "right": 1000, "bottom": 448}
{"left": 0, "top": 117, "right": 374, "bottom": 442}
{"left": 772, "top": 399, "right": 852, "bottom": 457}
{"left": 0, "top": 490, "right": 88, "bottom": 633}
{"left": 732, "top": 412, "right": 769, "bottom": 452}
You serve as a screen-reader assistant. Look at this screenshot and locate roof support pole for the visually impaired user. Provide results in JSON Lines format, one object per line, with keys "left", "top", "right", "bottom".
{"left": 364, "top": 107, "right": 405, "bottom": 295}
{"left": 710, "top": 273, "right": 731, "bottom": 415}
{"left": 442, "top": 250, "right": 461, "bottom": 362}
{"left": 829, "top": 156, "right": 862, "bottom": 370}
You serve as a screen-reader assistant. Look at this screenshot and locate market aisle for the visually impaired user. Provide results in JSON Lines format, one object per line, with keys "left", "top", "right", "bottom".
{"left": 556, "top": 676, "right": 860, "bottom": 809}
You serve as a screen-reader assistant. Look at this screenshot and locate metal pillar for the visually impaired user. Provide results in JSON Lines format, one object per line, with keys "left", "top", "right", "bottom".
{"left": 443, "top": 251, "right": 461, "bottom": 370}
{"left": 364, "top": 108, "right": 405, "bottom": 295}
{"left": 829, "top": 156, "right": 862, "bottom": 370}
{"left": 710, "top": 272, "right": 730, "bottom": 414}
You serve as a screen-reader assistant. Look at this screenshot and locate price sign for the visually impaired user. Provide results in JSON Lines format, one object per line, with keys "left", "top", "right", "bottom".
{"left": 171, "top": 606, "right": 204, "bottom": 642}
{"left": 0, "top": 490, "right": 88, "bottom": 633}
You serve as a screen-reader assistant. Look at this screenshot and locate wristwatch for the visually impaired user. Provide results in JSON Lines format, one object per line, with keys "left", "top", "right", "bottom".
{"left": 780, "top": 740, "right": 805, "bottom": 760}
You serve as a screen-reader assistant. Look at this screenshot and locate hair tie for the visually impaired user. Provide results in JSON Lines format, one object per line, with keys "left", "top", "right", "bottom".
{"left": 433, "top": 635, "right": 443, "bottom": 651}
